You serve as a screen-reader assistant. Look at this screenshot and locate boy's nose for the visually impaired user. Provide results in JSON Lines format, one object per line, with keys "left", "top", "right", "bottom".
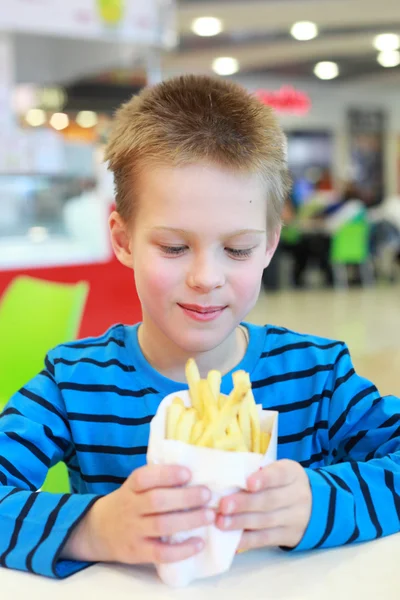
{"left": 187, "top": 258, "right": 225, "bottom": 292}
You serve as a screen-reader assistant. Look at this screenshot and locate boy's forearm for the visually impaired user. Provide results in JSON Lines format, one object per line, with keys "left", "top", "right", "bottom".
{"left": 60, "top": 496, "right": 106, "bottom": 563}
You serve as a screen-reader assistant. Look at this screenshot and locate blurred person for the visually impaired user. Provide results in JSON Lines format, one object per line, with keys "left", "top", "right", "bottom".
{"left": 292, "top": 181, "right": 365, "bottom": 287}
{"left": 0, "top": 76, "right": 399, "bottom": 581}
{"left": 369, "top": 196, "right": 400, "bottom": 281}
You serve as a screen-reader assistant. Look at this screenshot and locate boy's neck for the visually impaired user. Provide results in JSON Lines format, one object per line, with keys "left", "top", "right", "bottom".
{"left": 137, "top": 319, "right": 248, "bottom": 383}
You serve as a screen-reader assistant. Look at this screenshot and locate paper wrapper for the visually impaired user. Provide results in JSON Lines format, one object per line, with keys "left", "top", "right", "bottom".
{"left": 147, "top": 390, "right": 278, "bottom": 587}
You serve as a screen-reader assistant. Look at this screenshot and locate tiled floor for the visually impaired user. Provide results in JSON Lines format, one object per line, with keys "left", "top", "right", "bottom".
{"left": 247, "top": 285, "right": 400, "bottom": 396}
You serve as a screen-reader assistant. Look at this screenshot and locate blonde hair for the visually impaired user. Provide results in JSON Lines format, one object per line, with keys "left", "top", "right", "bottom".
{"left": 105, "top": 74, "right": 291, "bottom": 232}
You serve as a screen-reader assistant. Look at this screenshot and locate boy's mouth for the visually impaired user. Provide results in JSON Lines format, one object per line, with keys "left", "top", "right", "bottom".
{"left": 178, "top": 303, "right": 227, "bottom": 322}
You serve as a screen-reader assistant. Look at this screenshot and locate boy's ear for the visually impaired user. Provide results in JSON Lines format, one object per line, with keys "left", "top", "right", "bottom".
{"left": 109, "top": 211, "right": 133, "bottom": 268}
{"left": 264, "top": 226, "right": 281, "bottom": 269}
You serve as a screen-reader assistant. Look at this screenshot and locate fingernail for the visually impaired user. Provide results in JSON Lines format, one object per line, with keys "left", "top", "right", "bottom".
{"left": 178, "top": 468, "right": 190, "bottom": 482}
{"left": 195, "top": 539, "right": 204, "bottom": 551}
{"left": 201, "top": 488, "right": 211, "bottom": 502}
{"left": 224, "top": 500, "right": 235, "bottom": 514}
{"left": 223, "top": 517, "right": 232, "bottom": 529}
{"left": 252, "top": 478, "right": 262, "bottom": 491}
{"left": 205, "top": 509, "right": 215, "bottom": 523}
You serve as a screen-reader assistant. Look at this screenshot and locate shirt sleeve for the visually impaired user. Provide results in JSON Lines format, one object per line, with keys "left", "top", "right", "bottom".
{"left": 0, "top": 352, "right": 102, "bottom": 578}
{"left": 294, "top": 343, "right": 400, "bottom": 551}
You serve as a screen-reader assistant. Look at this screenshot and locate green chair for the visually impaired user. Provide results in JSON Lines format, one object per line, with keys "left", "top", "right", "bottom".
{"left": 0, "top": 275, "right": 89, "bottom": 492}
{"left": 330, "top": 215, "right": 373, "bottom": 288}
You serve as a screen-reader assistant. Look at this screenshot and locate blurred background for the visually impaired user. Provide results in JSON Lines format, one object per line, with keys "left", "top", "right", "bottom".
{"left": 0, "top": 0, "right": 399, "bottom": 396}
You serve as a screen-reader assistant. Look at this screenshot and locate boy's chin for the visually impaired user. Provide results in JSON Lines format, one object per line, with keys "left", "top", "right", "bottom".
{"left": 173, "top": 327, "right": 236, "bottom": 355}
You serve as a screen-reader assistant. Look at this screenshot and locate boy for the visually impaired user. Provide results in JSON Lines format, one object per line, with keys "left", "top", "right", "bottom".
{"left": 0, "top": 75, "right": 399, "bottom": 579}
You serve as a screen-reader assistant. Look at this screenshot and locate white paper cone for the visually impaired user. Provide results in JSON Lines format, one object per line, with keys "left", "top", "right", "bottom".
{"left": 147, "top": 390, "right": 278, "bottom": 587}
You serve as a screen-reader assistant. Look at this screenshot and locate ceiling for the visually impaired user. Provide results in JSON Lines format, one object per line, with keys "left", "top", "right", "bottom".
{"left": 161, "top": 0, "right": 400, "bottom": 86}
{"left": 12, "top": 0, "right": 400, "bottom": 111}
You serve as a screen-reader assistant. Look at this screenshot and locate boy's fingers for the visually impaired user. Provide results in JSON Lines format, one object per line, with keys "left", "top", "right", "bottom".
{"left": 237, "top": 527, "right": 288, "bottom": 551}
{"left": 142, "top": 507, "right": 215, "bottom": 537}
{"left": 219, "top": 486, "right": 291, "bottom": 515}
{"left": 138, "top": 485, "right": 211, "bottom": 515}
{"left": 247, "top": 460, "right": 298, "bottom": 492}
{"left": 146, "top": 537, "right": 205, "bottom": 564}
{"left": 128, "top": 464, "right": 191, "bottom": 492}
{"left": 216, "top": 508, "right": 292, "bottom": 532}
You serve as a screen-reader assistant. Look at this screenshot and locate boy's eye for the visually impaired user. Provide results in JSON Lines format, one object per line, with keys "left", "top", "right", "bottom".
{"left": 160, "top": 245, "right": 187, "bottom": 256}
{"left": 225, "top": 247, "right": 254, "bottom": 259}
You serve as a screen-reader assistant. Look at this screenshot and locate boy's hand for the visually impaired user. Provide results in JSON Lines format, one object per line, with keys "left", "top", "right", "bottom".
{"left": 216, "top": 459, "right": 312, "bottom": 550}
{"left": 62, "top": 464, "right": 214, "bottom": 565}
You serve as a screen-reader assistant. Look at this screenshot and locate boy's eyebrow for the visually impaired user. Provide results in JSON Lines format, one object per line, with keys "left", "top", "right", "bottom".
{"left": 151, "top": 227, "right": 266, "bottom": 236}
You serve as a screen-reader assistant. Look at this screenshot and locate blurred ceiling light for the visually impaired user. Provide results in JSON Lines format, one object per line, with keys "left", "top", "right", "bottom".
{"left": 377, "top": 49, "right": 400, "bottom": 67}
{"left": 50, "top": 112, "right": 69, "bottom": 131}
{"left": 39, "top": 86, "right": 67, "bottom": 111}
{"left": 373, "top": 33, "right": 400, "bottom": 52}
{"left": 76, "top": 111, "right": 98, "bottom": 128}
{"left": 25, "top": 108, "right": 46, "bottom": 127}
{"left": 28, "top": 226, "right": 48, "bottom": 243}
{"left": 13, "top": 85, "right": 37, "bottom": 114}
{"left": 212, "top": 56, "right": 239, "bottom": 76}
{"left": 313, "top": 61, "right": 339, "bottom": 80}
{"left": 290, "top": 21, "right": 318, "bottom": 41}
{"left": 191, "top": 16, "right": 223, "bottom": 37}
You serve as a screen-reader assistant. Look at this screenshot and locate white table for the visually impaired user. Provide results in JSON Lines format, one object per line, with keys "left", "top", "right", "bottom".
{"left": 1, "top": 534, "right": 399, "bottom": 600}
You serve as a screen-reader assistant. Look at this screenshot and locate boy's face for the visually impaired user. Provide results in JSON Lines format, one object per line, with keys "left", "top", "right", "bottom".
{"left": 110, "top": 164, "right": 279, "bottom": 353}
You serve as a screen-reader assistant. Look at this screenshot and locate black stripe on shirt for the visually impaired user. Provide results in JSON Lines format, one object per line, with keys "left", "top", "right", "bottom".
{"left": 64, "top": 447, "right": 76, "bottom": 464}
{"left": 268, "top": 390, "right": 332, "bottom": 414}
{"left": 0, "top": 472, "right": 7, "bottom": 485}
{"left": 0, "top": 407, "right": 23, "bottom": 420}
{"left": 317, "top": 470, "right": 351, "bottom": 493}
{"left": 54, "top": 357, "right": 135, "bottom": 372}
{"left": 43, "top": 425, "right": 70, "bottom": 454}
{"left": 0, "top": 488, "right": 21, "bottom": 506}
{"left": 51, "top": 496, "right": 101, "bottom": 578}
{"left": 278, "top": 421, "right": 328, "bottom": 445}
{"left": 0, "top": 493, "right": 39, "bottom": 567}
{"left": 328, "top": 467, "right": 361, "bottom": 545}
{"left": 0, "top": 457, "right": 36, "bottom": 491}
{"left": 26, "top": 494, "right": 71, "bottom": 574}
{"left": 314, "top": 470, "right": 337, "bottom": 549}
{"left": 45, "top": 356, "right": 55, "bottom": 376}
{"left": 58, "top": 382, "right": 157, "bottom": 398}
{"left": 364, "top": 424, "right": 400, "bottom": 461}
{"left": 4, "top": 432, "right": 51, "bottom": 468}
{"left": 387, "top": 424, "right": 400, "bottom": 443}
{"left": 343, "top": 409, "right": 396, "bottom": 455}
{"left": 384, "top": 469, "right": 400, "bottom": 521}
{"left": 345, "top": 523, "right": 360, "bottom": 545}
{"left": 67, "top": 464, "right": 81, "bottom": 474}
{"left": 80, "top": 473, "right": 127, "bottom": 485}
{"left": 266, "top": 327, "right": 291, "bottom": 336}
{"left": 63, "top": 336, "right": 125, "bottom": 349}
{"left": 315, "top": 468, "right": 360, "bottom": 544}
{"left": 19, "top": 388, "right": 71, "bottom": 433}
{"left": 75, "top": 443, "right": 148, "bottom": 456}
{"left": 300, "top": 449, "right": 328, "bottom": 468}
{"left": 39, "top": 369, "right": 56, "bottom": 383}
{"left": 252, "top": 364, "right": 334, "bottom": 389}
{"left": 350, "top": 462, "right": 383, "bottom": 538}
{"left": 329, "top": 385, "right": 377, "bottom": 441}
{"left": 67, "top": 412, "right": 154, "bottom": 426}
{"left": 262, "top": 340, "right": 343, "bottom": 359}
{"left": 332, "top": 368, "right": 355, "bottom": 394}
{"left": 334, "top": 346, "right": 349, "bottom": 363}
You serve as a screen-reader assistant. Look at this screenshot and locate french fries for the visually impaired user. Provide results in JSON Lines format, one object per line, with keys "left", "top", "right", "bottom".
{"left": 165, "top": 359, "right": 271, "bottom": 454}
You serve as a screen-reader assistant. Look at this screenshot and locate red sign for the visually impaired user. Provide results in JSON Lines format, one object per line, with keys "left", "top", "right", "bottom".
{"left": 254, "top": 86, "right": 311, "bottom": 115}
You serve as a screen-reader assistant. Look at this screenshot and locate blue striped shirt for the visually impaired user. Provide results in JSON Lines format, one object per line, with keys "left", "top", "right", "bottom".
{"left": 0, "top": 322, "right": 399, "bottom": 578}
